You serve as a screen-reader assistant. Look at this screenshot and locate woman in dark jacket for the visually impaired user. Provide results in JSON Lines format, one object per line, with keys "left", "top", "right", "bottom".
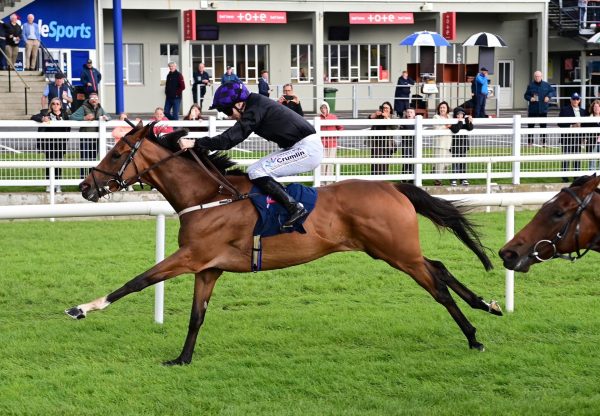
{"left": 450, "top": 106, "right": 474, "bottom": 186}
{"left": 367, "top": 101, "right": 398, "bottom": 175}
{"left": 31, "top": 97, "right": 71, "bottom": 191}
{"left": 183, "top": 103, "right": 208, "bottom": 133}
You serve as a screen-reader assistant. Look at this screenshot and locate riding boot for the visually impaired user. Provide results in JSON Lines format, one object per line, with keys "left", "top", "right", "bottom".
{"left": 251, "top": 176, "right": 308, "bottom": 228}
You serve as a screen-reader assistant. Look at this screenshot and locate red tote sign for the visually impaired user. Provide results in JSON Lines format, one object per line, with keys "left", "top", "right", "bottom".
{"left": 442, "top": 12, "right": 456, "bottom": 41}
{"left": 183, "top": 10, "right": 196, "bottom": 40}
{"left": 349, "top": 12, "right": 414, "bottom": 25}
{"left": 217, "top": 11, "right": 287, "bottom": 24}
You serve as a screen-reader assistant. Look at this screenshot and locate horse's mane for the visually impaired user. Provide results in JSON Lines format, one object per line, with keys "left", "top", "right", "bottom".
{"left": 570, "top": 174, "right": 600, "bottom": 192}
{"left": 143, "top": 124, "right": 245, "bottom": 176}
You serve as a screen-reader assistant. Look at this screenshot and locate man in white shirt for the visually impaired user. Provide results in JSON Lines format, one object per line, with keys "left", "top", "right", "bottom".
{"left": 558, "top": 92, "right": 589, "bottom": 182}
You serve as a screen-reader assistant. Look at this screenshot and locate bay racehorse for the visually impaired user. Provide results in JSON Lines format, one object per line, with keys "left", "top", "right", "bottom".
{"left": 68, "top": 121, "right": 502, "bottom": 365}
{"left": 499, "top": 174, "right": 600, "bottom": 272}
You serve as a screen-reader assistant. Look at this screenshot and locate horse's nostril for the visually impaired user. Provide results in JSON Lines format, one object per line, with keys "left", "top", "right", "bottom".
{"left": 79, "top": 182, "right": 89, "bottom": 192}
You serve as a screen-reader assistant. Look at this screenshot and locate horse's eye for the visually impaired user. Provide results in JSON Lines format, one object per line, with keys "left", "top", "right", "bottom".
{"left": 554, "top": 210, "right": 565, "bottom": 219}
{"left": 111, "top": 152, "right": 122, "bottom": 160}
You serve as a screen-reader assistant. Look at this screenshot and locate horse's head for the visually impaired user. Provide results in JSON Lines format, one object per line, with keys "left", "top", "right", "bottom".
{"left": 79, "top": 121, "right": 188, "bottom": 202}
{"left": 499, "top": 174, "right": 600, "bottom": 272}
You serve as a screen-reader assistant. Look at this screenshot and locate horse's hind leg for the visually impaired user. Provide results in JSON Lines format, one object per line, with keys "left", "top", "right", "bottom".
{"left": 425, "top": 257, "right": 502, "bottom": 316}
{"left": 393, "top": 259, "right": 486, "bottom": 351}
{"left": 164, "top": 269, "right": 222, "bottom": 366}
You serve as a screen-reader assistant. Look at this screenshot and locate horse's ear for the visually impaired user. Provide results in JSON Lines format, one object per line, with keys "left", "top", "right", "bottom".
{"left": 582, "top": 174, "right": 600, "bottom": 193}
{"left": 162, "top": 128, "right": 189, "bottom": 143}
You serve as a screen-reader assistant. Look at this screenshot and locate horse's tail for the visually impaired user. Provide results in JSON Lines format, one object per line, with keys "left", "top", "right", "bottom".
{"left": 395, "top": 183, "right": 493, "bottom": 271}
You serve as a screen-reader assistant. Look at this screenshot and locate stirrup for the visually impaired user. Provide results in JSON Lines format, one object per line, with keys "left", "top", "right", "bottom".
{"left": 282, "top": 204, "right": 308, "bottom": 228}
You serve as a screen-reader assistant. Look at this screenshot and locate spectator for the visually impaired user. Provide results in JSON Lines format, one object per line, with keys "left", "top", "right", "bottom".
{"left": 41, "top": 73, "right": 72, "bottom": 113}
{"left": 183, "top": 103, "right": 208, "bottom": 133}
{"left": 450, "top": 107, "right": 474, "bottom": 186}
{"left": 587, "top": 99, "right": 600, "bottom": 170}
{"left": 0, "top": 18, "right": 6, "bottom": 70}
{"left": 473, "top": 67, "right": 490, "bottom": 118}
{"left": 432, "top": 101, "right": 453, "bottom": 186}
{"left": 367, "top": 101, "right": 398, "bottom": 175}
{"left": 258, "top": 69, "right": 272, "bottom": 97}
{"left": 400, "top": 107, "right": 416, "bottom": 179}
{"left": 558, "top": 92, "right": 588, "bottom": 182}
{"left": 21, "top": 14, "right": 40, "bottom": 71}
{"left": 278, "top": 83, "right": 304, "bottom": 116}
{"left": 3, "top": 14, "right": 21, "bottom": 69}
{"left": 31, "top": 97, "right": 70, "bottom": 193}
{"left": 111, "top": 112, "right": 139, "bottom": 143}
{"left": 319, "top": 101, "right": 343, "bottom": 184}
{"left": 164, "top": 61, "right": 185, "bottom": 120}
{"left": 80, "top": 59, "right": 102, "bottom": 98}
{"left": 393, "top": 70, "right": 415, "bottom": 118}
{"left": 524, "top": 70, "right": 555, "bottom": 146}
{"left": 70, "top": 92, "right": 111, "bottom": 178}
{"left": 150, "top": 106, "right": 173, "bottom": 136}
{"left": 221, "top": 65, "right": 241, "bottom": 84}
{"left": 192, "top": 62, "right": 211, "bottom": 108}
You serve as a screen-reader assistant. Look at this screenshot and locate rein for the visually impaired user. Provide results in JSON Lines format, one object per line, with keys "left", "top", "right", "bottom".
{"left": 90, "top": 132, "right": 246, "bottom": 215}
{"left": 530, "top": 187, "right": 599, "bottom": 262}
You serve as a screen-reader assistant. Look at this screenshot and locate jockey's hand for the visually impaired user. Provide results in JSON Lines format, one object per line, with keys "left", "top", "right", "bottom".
{"left": 178, "top": 138, "right": 196, "bottom": 150}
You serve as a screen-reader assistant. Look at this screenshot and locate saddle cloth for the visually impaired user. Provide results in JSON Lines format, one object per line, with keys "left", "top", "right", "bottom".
{"left": 249, "top": 183, "right": 318, "bottom": 237}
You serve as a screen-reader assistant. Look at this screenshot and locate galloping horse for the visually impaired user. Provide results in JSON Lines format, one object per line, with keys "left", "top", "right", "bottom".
{"left": 69, "top": 122, "right": 502, "bottom": 365}
{"left": 499, "top": 174, "right": 600, "bottom": 272}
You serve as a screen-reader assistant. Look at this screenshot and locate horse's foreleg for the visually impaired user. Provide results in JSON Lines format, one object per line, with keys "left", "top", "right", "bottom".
{"left": 164, "top": 269, "right": 222, "bottom": 366}
{"left": 65, "top": 248, "right": 197, "bottom": 319}
{"left": 425, "top": 257, "right": 503, "bottom": 316}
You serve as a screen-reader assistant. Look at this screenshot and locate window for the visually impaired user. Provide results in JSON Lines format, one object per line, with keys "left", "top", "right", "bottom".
{"left": 293, "top": 44, "right": 390, "bottom": 83}
{"left": 160, "top": 43, "right": 179, "bottom": 67}
{"left": 103, "top": 44, "right": 143, "bottom": 85}
{"left": 191, "top": 44, "right": 268, "bottom": 84}
{"left": 290, "top": 44, "right": 313, "bottom": 83}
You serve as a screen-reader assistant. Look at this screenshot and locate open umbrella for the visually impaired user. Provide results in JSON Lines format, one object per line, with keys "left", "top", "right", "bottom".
{"left": 587, "top": 32, "right": 600, "bottom": 43}
{"left": 462, "top": 32, "right": 507, "bottom": 47}
{"left": 399, "top": 31, "right": 450, "bottom": 47}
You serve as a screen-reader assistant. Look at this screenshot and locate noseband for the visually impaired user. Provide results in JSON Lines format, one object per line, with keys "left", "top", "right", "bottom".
{"left": 531, "top": 187, "right": 598, "bottom": 262}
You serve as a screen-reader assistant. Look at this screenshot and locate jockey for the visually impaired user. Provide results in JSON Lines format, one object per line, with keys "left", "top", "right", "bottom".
{"left": 167, "top": 81, "right": 323, "bottom": 228}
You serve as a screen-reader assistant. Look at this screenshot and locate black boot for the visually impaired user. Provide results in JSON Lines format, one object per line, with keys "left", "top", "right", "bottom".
{"left": 251, "top": 176, "right": 308, "bottom": 228}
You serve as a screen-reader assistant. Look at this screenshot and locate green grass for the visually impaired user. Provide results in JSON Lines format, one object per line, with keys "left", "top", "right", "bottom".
{"left": 1, "top": 212, "right": 600, "bottom": 415}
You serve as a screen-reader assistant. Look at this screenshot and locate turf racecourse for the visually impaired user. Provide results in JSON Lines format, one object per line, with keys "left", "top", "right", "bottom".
{"left": 1, "top": 212, "right": 599, "bottom": 415}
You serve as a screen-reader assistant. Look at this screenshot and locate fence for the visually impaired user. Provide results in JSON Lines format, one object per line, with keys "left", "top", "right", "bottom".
{"left": 0, "top": 192, "right": 558, "bottom": 318}
{"left": 1, "top": 115, "right": 600, "bottom": 191}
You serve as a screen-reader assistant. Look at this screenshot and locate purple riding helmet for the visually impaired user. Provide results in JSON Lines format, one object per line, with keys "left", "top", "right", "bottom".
{"left": 209, "top": 81, "right": 251, "bottom": 115}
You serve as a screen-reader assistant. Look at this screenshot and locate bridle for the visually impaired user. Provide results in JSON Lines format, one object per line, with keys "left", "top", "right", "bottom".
{"left": 530, "top": 187, "right": 600, "bottom": 262}
{"left": 88, "top": 127, "right": 243, "bottom": 205}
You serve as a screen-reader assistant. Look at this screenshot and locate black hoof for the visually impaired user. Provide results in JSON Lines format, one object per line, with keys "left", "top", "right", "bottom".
{"left": 162, "top": 357, "right": 191, "bottom": 366}
{"left": 488, "top": 300, "right": 503, "bottom": 316}
{"left": 65, "top": 307, "right": 86, "bottom": 320}
{"left": 469, "top": 342, "right": 485, "bottom": 352}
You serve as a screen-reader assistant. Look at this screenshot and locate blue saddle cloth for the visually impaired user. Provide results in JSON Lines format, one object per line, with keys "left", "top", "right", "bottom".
{"left": 249, "top": 183, "right": 318, "bottom": 237}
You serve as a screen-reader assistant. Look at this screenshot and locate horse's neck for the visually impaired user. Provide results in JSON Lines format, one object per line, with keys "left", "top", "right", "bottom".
{"left": 146, "top": 155, "right": 222, "bottom": 212}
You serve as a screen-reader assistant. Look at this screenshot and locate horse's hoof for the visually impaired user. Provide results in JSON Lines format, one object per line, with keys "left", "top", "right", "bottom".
{"left": 469, "top": 342, "right": 485, "bottom": 352}
{"left": 65, "top": 307, "right": 86, "bottom": 320}
{"left": 162, "top": 357, "right": 191, "bottom": 366}
{"left": 488, "top": 300, "right": 503, "bottom": 316}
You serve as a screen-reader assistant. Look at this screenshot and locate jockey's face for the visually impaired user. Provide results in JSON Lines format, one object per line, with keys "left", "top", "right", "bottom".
{"left": 230, "top": 102, "right": 245, "bottom": 120}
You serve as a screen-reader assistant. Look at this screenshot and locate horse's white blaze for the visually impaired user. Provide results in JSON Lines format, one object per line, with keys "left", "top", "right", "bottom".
{"left": 79, "top": 296, "right": 111, "bottom": 314}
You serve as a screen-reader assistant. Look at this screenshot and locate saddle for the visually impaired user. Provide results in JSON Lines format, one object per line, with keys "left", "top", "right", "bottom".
{"left": 249, "top": 183, "right": 318, "bottom": 271}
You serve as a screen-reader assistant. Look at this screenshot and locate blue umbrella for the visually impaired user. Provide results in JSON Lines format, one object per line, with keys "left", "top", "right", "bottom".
{"left": 399, "top": 31, "right": 450, "bottom": 47}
